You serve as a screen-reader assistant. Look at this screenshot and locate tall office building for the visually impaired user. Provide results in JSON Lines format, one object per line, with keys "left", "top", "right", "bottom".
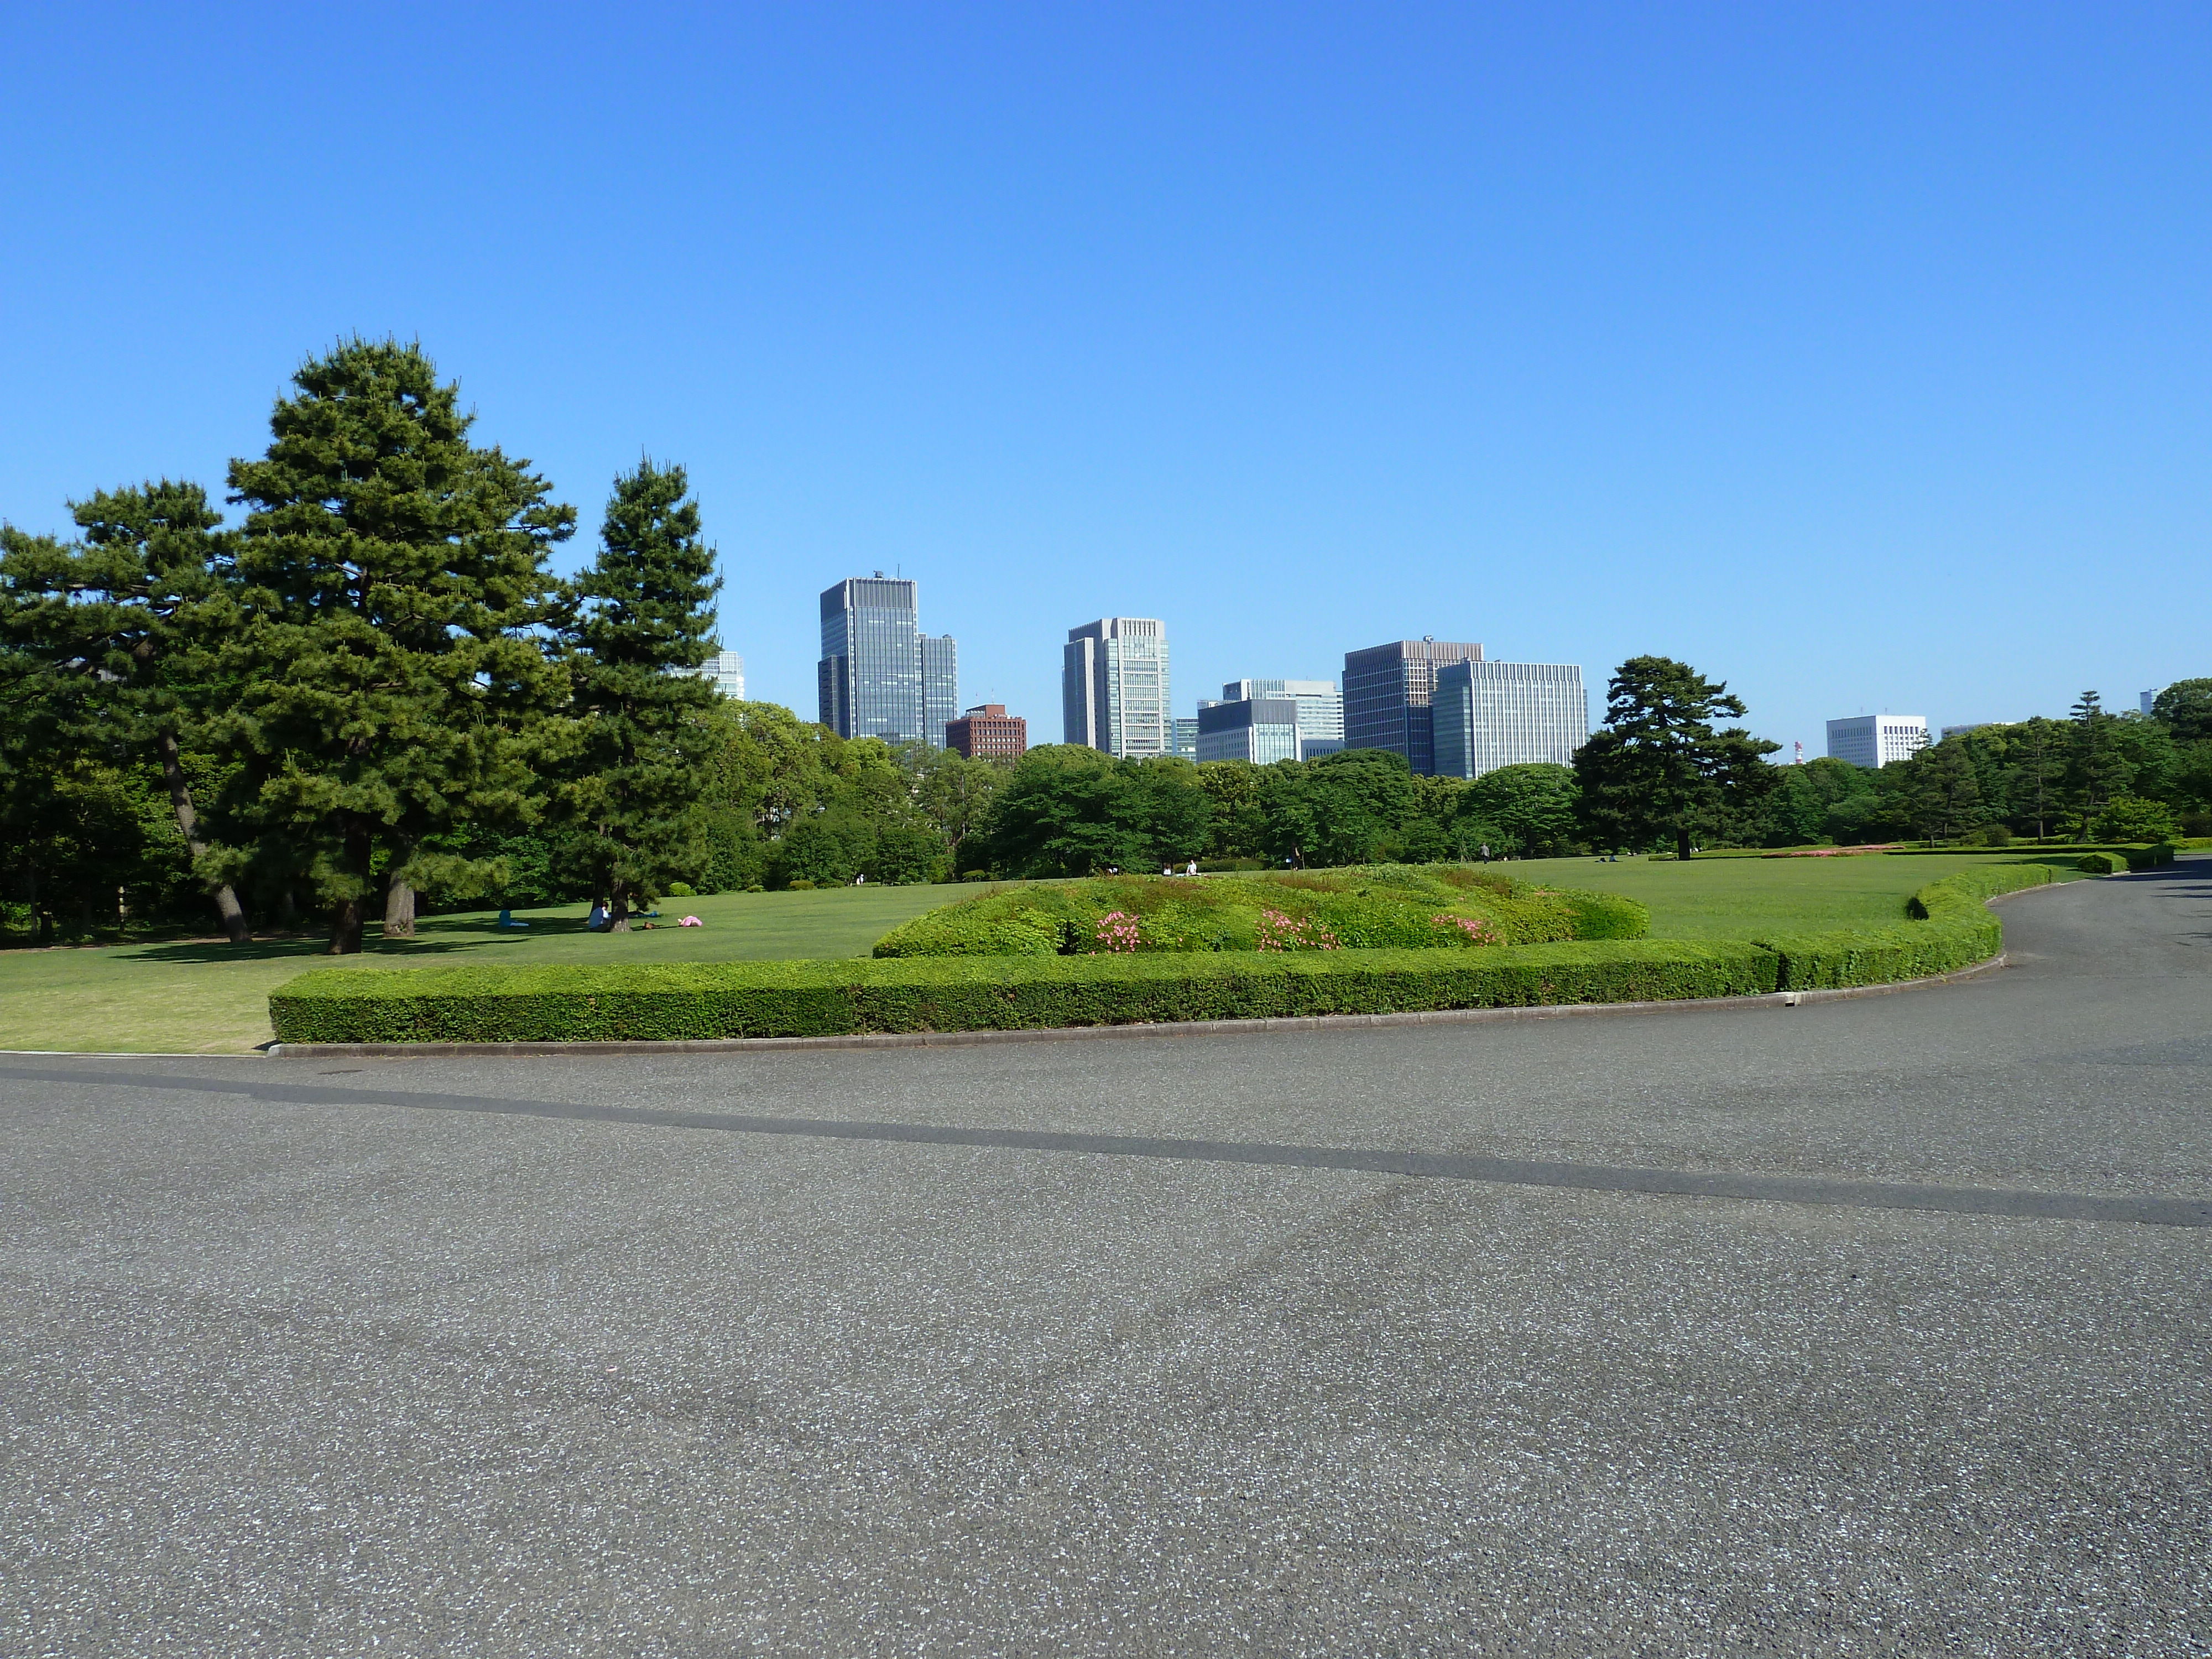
{"left": 1343, "top": 639, "right": 1483, "bottom": 776}
{"left": 1170, "top": 716, "right": 1199, "bottom": 760}
{"left": 1196, "top": 697, "right": 1306, "bottom": 764}
{"left": 693, "top": 649, "right": 746, "bottom": 701}
{"left": 1431, "top": 660, "right": 1587, "bottom": 779}
{"left": 1220, "top": 678, "right": 1343, "bottom": 756}
{"left": 1063, "top": 618, "right": 1171, "bottom": 758}
{"left": 817, "top": 576, "right": 958, "bottom": 747}
{"left": 1826, "top": 714, "right": 1927, "bottom": 768}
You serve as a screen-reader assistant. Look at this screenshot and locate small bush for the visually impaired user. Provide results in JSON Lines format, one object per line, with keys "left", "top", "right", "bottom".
{"left": 959, "top": 870, "right": 996, "bottom": 882}
{"left": 786, "top": 878, "right": 817, "bottom": 891}
{"left": 2075, "top": 853, "right": 2118, "bottom": 875}
{"left": 666, "top": 881, "right": 696, "bottom": 898}
{"left": 2125, "top": 843, "right": 2177, "bottom": 872}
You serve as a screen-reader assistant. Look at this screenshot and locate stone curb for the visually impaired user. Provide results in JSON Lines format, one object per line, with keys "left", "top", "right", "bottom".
{"left": 264, "top": 954, "right": 2010, "bottom": 1059}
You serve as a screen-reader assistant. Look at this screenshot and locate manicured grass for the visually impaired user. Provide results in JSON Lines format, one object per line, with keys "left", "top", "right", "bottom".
{"left": 0, "top": 884, "right": 968, "bottom": 1054}
{"left": 1500, "top": 851, "right": 2090, "bottom": 941}
{"left": 0, "top": 852, "right": 2094, "bottom": 1053}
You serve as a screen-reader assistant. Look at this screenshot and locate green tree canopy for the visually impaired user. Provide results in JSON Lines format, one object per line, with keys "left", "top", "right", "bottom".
{"left": 0, "top": 481, "right": 251, "bottom": 940}
{"left": 2150, "top": 679, "right": 2212, "bottom": 745}
{"left": 221, "top": 338, "right": 575, "bottom": 952}
{"left": 556, "top": 458, "right": 720, "bottom": 928}
{"left": 1573, "top": 656, "right": 1780, "bottom": 859}
{"left": 1458, "top": 763, "right": 1580, "bottom": 858}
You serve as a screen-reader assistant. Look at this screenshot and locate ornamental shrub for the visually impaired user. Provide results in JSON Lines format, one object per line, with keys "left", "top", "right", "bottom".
{"left": 867, "top": 865, "right": 1650, "bottom": 958}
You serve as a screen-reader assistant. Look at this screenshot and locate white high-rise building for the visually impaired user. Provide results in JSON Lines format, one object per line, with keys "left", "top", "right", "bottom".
{"left": 1827, "top": 714, "right": 1927, "bottom": 768}
{"left": 1063, "top": 618, "right": 1171, "bottom": 758}
{"left": 1219, "top": 678, "right": 1343, "bottom": 755}
{"left": 696, "top": 650, "right": 746, "bottom": 701}
{"left": 1431, "top": 661, "right": 1588, "bottom": 779}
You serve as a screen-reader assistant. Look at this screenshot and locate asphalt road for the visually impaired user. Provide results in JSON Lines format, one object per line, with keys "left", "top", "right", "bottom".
{"left": 3, "top": 861, "right": 2208, "bottom": 1657}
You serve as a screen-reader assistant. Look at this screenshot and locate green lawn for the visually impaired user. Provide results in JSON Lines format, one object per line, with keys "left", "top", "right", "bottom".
{"left": 1503, "top": 849, "right": 2091, "bottom": 940}
{"left": 0, "top": 853, "right": 2090, "bottom": 1053}
{"left": 0, "top": 884, "right": 969, "bottom": 1054}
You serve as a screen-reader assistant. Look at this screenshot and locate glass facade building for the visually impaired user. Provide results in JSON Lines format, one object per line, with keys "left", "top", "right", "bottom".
{"left": 1220, "top": 677, "right": 1343, "bottom": 755}
{"left": 1063, "top": 618, "right": 1171, "bottom": 758}
{"left": 817, "top": 577, "right": 958, "bottom": 746}
{"left": 1342, "top": 640, "right": 1483, "bottom": 775}
{"left": 1431, "top": 660, "right": 1588, "bottom": 779}
{"left": 1196, "top": 697, "right": 1305, "bottom": 764}
{"left": 693, "top": 650, "right": 746, "bottom": 701}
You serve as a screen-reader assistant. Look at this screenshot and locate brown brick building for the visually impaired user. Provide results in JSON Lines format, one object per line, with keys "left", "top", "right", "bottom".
{"left": 945, "top": 703, "right": 1026, "bottom": 760}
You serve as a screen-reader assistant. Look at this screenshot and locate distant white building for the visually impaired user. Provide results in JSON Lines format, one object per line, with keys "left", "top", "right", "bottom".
{"left": 696, "top": 649, "right": 746, "bottom": 700}
{"left": 1219, "top": 678, "right": 1344, "bottom": 755}
{"left": 1827, "top": 714, "right": 1927, "bottom": 768}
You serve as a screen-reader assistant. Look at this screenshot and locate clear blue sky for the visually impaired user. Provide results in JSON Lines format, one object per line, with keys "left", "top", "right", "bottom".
{"left": 4, "top": 3, "right": 2206, "bottom": 754}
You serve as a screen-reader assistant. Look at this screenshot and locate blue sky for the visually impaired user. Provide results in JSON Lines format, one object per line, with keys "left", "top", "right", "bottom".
{"left": 3, "top": 3, "right": 2206, "bottom": 754}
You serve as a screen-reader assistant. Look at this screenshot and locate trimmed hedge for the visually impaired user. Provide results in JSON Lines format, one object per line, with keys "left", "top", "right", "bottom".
{"left": 268, "top": 859, "right": 2074, "bottom": 1044}
{"left": 269, "top": 940, "right": 1778, "bottom": 1045}
{"left": 1751, "top": 860, "right": 2059, "bottom": 990}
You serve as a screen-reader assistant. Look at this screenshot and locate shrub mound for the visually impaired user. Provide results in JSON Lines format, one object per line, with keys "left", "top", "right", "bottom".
{"left": 868, "top": 866, "right": 1650, "bottom": 958}
{"left": 267, "top": 860, "right": 2069, "bottom": 1045}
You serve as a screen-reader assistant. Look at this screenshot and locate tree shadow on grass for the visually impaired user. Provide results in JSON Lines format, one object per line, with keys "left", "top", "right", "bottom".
{"left": 124, "top": 913, "right": 594, "bottom": 965}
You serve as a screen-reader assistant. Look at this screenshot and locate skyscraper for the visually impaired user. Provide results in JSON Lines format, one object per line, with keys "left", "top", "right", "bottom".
{"left": 1342, "top": 639, "right": 1483, "bottom": 775}
{"left": 1431, "top": 660, "right": 1587, "bottom": 779}
{"left": 817, "top": 576, "right": 958, "bottom": 747}
{"left": 693, "top": 649, "right": 746, "bottom": 701}
{"left": 1220, "top": 677, "right": 1343, "bottom": 756}
{"left": 1063, "top": 618, "right": 1171, "bottom": 758}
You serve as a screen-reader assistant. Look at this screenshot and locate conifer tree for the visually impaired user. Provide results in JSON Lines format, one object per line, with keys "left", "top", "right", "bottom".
{"left": 223, "top": 340, "right": 575, "bottom": 952}
{"left": 1573, "top": 656, "right": 1780, "bottom": 859}
{"left": 0, "top": 481, "right": 251, "bottom": 940}
{"left": 558, "top": 459, "right": 720, "bottom": 930}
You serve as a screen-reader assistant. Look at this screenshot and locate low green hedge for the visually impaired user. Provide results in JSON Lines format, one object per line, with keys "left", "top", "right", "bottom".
{"left": 269, "top": 860, "right": 2072, "bottom": 1044}
{"left": 1751, "top": 860, "right": 2059, "bottom": 990}
{"left": 269, "top": 940, "right": 1778, "bottom": 1045}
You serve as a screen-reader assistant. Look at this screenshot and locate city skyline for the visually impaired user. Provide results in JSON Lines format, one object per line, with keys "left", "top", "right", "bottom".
{"left": 8, "top": 9, "right": 2201, "bottom": 759}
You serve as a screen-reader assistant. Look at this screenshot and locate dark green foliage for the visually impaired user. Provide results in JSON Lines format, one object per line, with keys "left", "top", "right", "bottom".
{"left": 978, "top": 747, "right": 1212, "bottom": 876}
{"left": 2122, "top": 843, "right": 2176, "bottom": 872}
{"left": 268, "top": 939, "right": 1782, "bottom": 1045}
{"left": 220, "top": 338, "right": 575, "bottom": 951}
{"left": 556, "top": 458, "right": 720, "bottom": 926}
{"left": 2151, "top": 680, "right": 2212, "bottom": 745}
{"left": 0, "top": 481, "right": 251, "bottom": 938}
{"left": 1456, "top": 763, "right": 1582, "bottom": 858}
{"left": 870, "top": 866, "right": 1646, "bottom": 957}
{"left": 1574, "top": 656, "right": 1781, "bottom": 859}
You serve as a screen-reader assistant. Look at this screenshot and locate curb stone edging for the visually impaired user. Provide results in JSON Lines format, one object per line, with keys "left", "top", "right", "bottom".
{"left": 264, "top": 954, "right": 2010, "bottom": 1058}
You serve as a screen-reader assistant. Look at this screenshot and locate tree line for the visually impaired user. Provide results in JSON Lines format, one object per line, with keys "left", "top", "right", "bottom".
{"left": 4, "top": 341, "right": 2204, "bottom": 949}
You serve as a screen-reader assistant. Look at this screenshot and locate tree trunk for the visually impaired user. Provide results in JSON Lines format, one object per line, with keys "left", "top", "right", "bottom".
{"left": 383, "top": 879, "right": 417, "bottom": 940}
{"left": 328, "top": 831, "right": 374, "bottom": 954}
{"left": 1676, "top": 827, "right": 1693, "bottom": 863}
{"left": 154, "top": 728, "right": 250, "bottom": 943}
{"left": 608, "top": 881, "right": 633, "bottom": 933}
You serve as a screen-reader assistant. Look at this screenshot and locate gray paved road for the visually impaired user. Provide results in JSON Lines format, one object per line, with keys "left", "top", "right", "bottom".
{"left": 3, "top": 862, "right": 2208, "bottom": 1657}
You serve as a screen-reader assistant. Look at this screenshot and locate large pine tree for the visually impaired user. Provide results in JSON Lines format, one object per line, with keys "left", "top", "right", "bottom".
{"left": 559, "top": 460, "right": 720, "bottom": 930}
{"left": 1573, "top": 656, "right": 1780, "bottom": 859}
{"left": 222, "top": 339, "right": 575, "bottom": 952}
{"left": 0, "top": 481, "right": 251, "bottom": 941}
